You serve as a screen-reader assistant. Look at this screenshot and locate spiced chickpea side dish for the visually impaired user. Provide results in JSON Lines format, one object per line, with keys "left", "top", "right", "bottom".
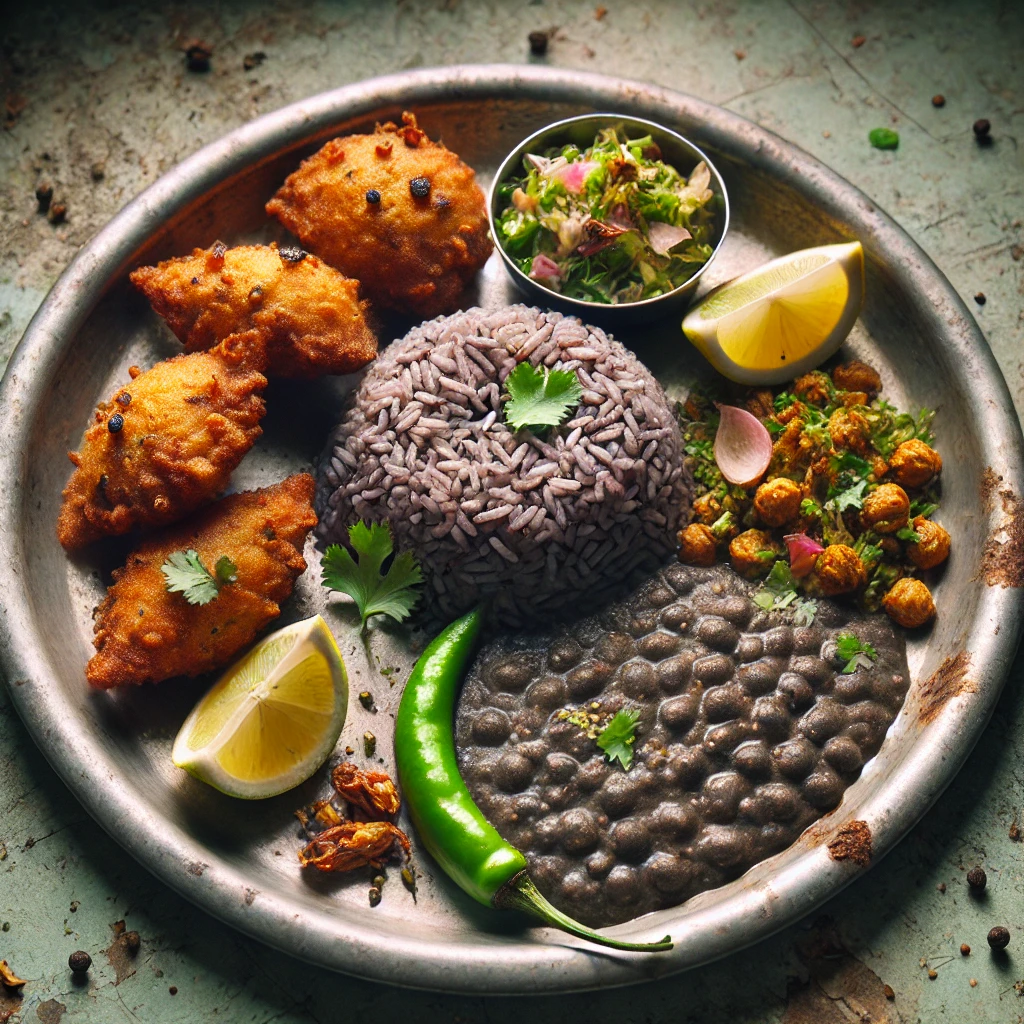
{"left": 678, "top": 361, "right": 946, "bottom": 628}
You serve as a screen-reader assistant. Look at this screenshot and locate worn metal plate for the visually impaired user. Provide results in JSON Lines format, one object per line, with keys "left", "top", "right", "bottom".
{"left": 0, "top": 66, "right": 1021, "bottom": 995}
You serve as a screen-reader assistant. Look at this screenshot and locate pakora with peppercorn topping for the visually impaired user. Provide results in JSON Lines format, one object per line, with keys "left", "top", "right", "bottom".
{"left": 87, "top": 474, "right": 316, "bottom": 688}
{"left": 130, "top": 242, "right": 378, "bottom": 379}
{"left": 266, "top": 112, "right": 492, "bottom": 319}
{"left": 677, "top": 359, "right": 945, "bottom": 627}
{"left": 57, "top": 333, "right": 268, "bottom": 550}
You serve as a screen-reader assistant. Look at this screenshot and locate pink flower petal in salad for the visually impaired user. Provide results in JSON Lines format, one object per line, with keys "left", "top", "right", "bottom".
{"left": 784, "top": 533, "right": 825, "bottom": 578}
{"left": 647, "top": 221, "right": 692, "bottom": 256}
{"left": 529, "top": 253, "right": 561, "bottom": 280}
{"left": 713, "top": 404, "right": 772, "bottom": 487}
{"left": 552, "top": 159, "right": 600, "bottom": 193}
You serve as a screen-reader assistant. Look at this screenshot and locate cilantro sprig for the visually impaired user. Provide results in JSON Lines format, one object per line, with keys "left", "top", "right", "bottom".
{"left": 753, "top": 560, "right": 799, "bottom": 612}
{"left": 322, "top": 521, "right": 423, "bottom": 634}
{"left": 503, "top": 362, "right": 582, "bottom": 433}
{"left": 836, "top": 633, "right": 878, "bottom": 674}
{"left": 161, "top": 550, "right": 238, "bottom": 606}
{"left": 597, "top": 708, "right": 641, "bottom": 770}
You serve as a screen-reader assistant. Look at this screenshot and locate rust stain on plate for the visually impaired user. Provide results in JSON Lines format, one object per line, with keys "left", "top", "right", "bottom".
{"left": 827, "top": 820, "right": 872, "bottom": 866}
{"left": 977, "top": 469, "right": 1024, "bottom": 587}
{"left": 918, "top": 651, "right": 974, "bottom": 725}
{"left": 103, "top": 920, "right": 136, "bottom": 986}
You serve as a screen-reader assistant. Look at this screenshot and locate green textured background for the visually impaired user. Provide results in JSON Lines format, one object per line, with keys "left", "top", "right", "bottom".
{"left": 1, "top": 1, "right": 1022, "bottom": 1021}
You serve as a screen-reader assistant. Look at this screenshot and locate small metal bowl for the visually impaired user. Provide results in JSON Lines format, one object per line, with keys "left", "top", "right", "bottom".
{"left": 488, "top": 113, "right": 730, "bottom": 326}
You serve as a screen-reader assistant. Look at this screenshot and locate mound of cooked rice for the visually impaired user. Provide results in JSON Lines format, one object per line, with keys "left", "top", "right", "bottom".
{"left": 316, "top": 305, "right": 690, "bottom": 626}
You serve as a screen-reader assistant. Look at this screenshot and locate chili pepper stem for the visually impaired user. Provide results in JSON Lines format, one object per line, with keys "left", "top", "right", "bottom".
{"left": 494, "top": 870, "right": 673, "bottom": 952}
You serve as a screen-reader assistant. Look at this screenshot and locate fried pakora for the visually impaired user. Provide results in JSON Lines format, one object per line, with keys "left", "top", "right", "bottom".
{"left": 129, "top": 243, "right": 378, "bottom": 378}
{"left": 58, "top": 333, "right": 268, "bottom": 550}
{"left": 266, "top": 112, "right": 492, "bottom": 319}
{"left": 87, "top": 474, "right": 317, "bottom": 688}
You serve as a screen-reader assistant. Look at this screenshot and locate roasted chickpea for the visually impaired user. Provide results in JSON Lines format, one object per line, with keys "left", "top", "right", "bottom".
{"left": 729, "top": 529, "right": 777, "bottom": 578}
{"left": 882, "top": 577, "right": 936, "bottom": 628}
{"left": 753, "top": 478, "right": 803, "bottom": 527}
{"left": 832, "top": 361, "right": 882, "bottom": 395}
{"left": 907, "top": 516, "right": 950, "bottom": 570}
{"left": 793, "top": 371, "right": 833, "bottom": 405}
{"left": 861, "top": 483, "right": 910, "bottom": 533}
{"left": 678, "top": 523, "right": 717, "bottom": 567}
{"left": 691, "top": 492, "right": 722, "bottom": 526}
{"left": 814, "top": 544, "right": 868, "bottom": 595}
{"left": 888, "top": 439, "right": 942, "bottom": 489}
{"left": 828, "top": 407, "right": 872, "bottom": 455}
{"left": 840, "top": 391, "right": 869, "bottom": 408}
{"left": 746, "top": 389, "right": 775, "bottom": 420}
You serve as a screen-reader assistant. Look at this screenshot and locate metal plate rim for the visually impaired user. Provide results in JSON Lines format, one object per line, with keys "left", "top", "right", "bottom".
{"left": 1, "top": 64, "right": 1022, "bottom": 994}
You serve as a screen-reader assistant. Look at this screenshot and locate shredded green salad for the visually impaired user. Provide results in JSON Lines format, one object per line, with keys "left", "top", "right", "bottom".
{"left": 495, "top": 126, "right": 719, "bottom": 305}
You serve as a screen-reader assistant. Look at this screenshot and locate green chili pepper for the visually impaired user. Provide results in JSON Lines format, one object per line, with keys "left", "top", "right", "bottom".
{"left": 394, "top": 608, "right": 672, "bottom": 953}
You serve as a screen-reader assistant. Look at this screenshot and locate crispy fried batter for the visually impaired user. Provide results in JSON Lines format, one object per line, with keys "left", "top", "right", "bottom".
{"left": 86, "top": 475, "right": 317, "bottom": 688}
{"left": 129, "top": 243, "right": 378, "bottom": 378}
{"left": 58, "top": 333, "right": 268, "bottom": 550}
{"left": 297, "top": 820, "right": 411, "bottom": 873}
{"left": 266, "top": 112, "right": 492, "bottom": 319}
{"left": 330, "top": 762, "right": 401, "bottom": 818}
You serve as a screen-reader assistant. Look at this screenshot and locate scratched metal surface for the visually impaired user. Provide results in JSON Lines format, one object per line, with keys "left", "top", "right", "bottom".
{"left": 0, "top": 2, "right": 1019, "bottom": 1015}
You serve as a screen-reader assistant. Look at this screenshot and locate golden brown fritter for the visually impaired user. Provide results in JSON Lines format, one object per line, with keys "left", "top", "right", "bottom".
{"left": 266, "top": 112, "right": 492, "bottom": 319}
{"left": 58, "top": 333, "right": 268, "bottom": 551}
{"left": 129, "top": 243, "right": 378, "bottom": 379}
{"left": 87, "top": 474, "right": 317, "bottom": 688}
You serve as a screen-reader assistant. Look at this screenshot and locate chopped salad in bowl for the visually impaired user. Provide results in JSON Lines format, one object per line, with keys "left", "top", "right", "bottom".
{"left": 491, "top": 117, "right": 727, "bottom": 311}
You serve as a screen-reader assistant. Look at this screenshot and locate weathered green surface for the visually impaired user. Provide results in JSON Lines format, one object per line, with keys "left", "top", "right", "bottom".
{"left": 1, "top": 1, "right": 1021, "bottom": 1021}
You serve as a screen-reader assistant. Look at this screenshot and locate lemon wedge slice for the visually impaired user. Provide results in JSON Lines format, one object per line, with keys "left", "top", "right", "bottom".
{"left": 172, "top": 615, "right": 347, "bottom": 799}
{"left": 682, "top": 241, "right": 865, "bottom": 385}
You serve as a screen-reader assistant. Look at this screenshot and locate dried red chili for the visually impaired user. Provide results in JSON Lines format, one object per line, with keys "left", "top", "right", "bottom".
{"left": 331, "top": 762, "right": 401, "bottom": 818}
{"left": 298, "top": 821, "right": 411, "bottom": 873}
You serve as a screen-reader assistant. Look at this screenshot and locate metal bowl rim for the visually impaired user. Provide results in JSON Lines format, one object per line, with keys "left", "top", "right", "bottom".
{"left": 0, "top": 63, "right": 1021, "bottom": 994}
{"left": 486, "top": 111, "right": 731, "bottom": 312}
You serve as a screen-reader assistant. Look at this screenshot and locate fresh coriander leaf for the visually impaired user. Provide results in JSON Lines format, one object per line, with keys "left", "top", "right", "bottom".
{"left": 215, "top": 555, "right": 238, "bottom": 585}
{"left": 766, "top": 419, "right": 785, "bottom": 435}
{"left": 753, "top": 560, "right": 799, "bottom": 611}
{"left": 829, "top": 478, "right": 869, "bottom": 512}
{"left": 162, "top": 549, "right": 221, "bottom": 606}
{"left": 503, "top": 362, "right": 583, "bottom": 432}
{"left": 321, "top": 521, "right": 423, "bottom": 633}
{"left": 756, "top": 549, "right": 777, "bottom": 561}
{"left": 869, "top": 127, "right": 899, "bottom": 150}
{"left": 710, "top": 510, "right": 734, "bottom": 538}
{"left": 800, "top": 497, "right": 823, "bottom": 518}
{"left": 830, "top": 450, "right": 872, "bottom": 477}
{"left": 774, "top": 391, "right": 797, "bottom": 412}
{"left": 896, "top": 526, "right": 922, "bottom": 543}
{"left": 836, "top": 632, "right": 878, "bottom": 674}
{"left": 597, "top": 708, "right": 641, "bottom": 770}
{"left": 792, "top": 598, "right": 818, "bottom": 627}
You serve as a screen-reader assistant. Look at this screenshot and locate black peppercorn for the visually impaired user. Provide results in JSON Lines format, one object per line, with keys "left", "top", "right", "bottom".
{"left": 278, "top": 246, "right": 307, "bottom": 262}
{"left": 974, "top": 292, "right": 986, "bottom": 305}
{"left": 365, "top": 189, "right": 381, "bottom": 204}
{"left": 987, "top": 925, "right": 1010, "bottom": 950}
{"left": 931, "top": 94, "right": 945, "bottom": 108}
{"left": 35, "top": 182, "right": 53, "bottom": 214}
{"left": 973, "top": 118, "right": 991, "bottom": 143}
{"left": 368, "top": 886, "right": 382, "bottom": 907}
{"left": 117, "top": 392, "right": 131, "bottom": 406}
{"left": 108, "top": 413, "right": 124, "bottom": 433}
{"left": 967, "top": 866, "right": 987, "bottom": 891}
{"left": 69, "top": 950, "right": 92, "bottom": 973}
{"left": 528, "top": 30, "right": 549, "bottom": 56}
{"left": 409, "top": 177, "right": 431, "bottom": 199}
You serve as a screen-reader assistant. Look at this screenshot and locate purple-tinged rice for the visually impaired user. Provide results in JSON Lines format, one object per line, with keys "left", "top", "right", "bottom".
{"left": 316, "top": 305, "right": 691, "bottom": 626}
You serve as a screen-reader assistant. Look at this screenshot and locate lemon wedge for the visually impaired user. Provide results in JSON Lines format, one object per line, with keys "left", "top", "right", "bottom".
{"left": 172, "top": 615, "right": 347, "bottom": 799}
{"left": 682, "top": 241, "right": 865, "bottom": 385}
